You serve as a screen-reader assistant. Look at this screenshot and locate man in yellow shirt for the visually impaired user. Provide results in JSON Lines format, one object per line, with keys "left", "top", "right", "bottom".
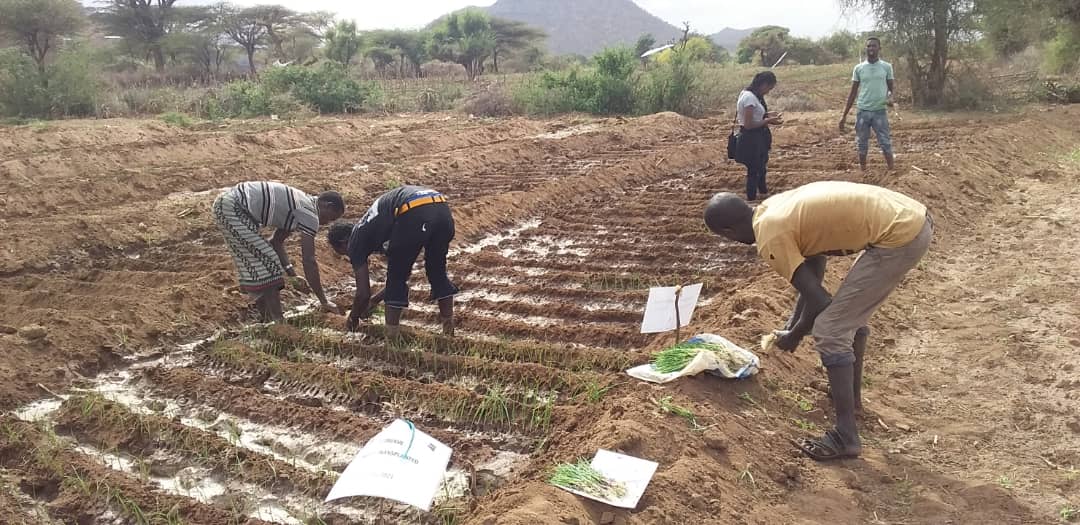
{"left": 704, "top": 181, "right": 933, "bottom": 460}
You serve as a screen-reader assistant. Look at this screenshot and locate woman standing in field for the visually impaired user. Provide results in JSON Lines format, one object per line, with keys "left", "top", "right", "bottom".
{"left": 735, "top": 71, "right": 784, "bottom": 201}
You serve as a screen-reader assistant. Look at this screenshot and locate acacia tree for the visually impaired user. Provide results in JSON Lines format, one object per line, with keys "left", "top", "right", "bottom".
{"left": 736, "top": 26, "right": 792, "bottom": 66}
{"left": 365, "top": 29, "right": 430, "bottom": 77}
{"left": 839, "top": 0, "right": 976, "bottom": 106}
{"left": 489, "top": 18, "right": 545, "bottom": 73}
{"left": 161, "top": 7, "right": 232, "bottom": 78}
{"left": 324, "top": 20, "right": 361, "bottom": 66}
{"left": 431, "top": 9, "right": 495, "bottom": 80}
{"left": 0, "top": 0, "right": 85, "bottom": 77}
{"left": 281, "top": 11, "right": 332, "bottom": 65}
{"left": 221, "top": 4, "right": 268, "bottom": 75}
{"left": 256, "top": 5, "right": 295, "bottom": 63}
{"left": 98, "top": 0, "right": 181, "bottom": 72}
{"left": 635, "top": 33, "right": 657, "bottom": 58}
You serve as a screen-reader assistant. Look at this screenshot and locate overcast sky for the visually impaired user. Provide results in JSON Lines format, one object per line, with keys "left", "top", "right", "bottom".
{"left": 214, "top": 0, "right": 875, "bottom": 38}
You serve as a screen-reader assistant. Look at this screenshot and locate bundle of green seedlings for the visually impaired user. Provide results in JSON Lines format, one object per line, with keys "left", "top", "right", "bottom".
{"left": 650, "top": 341, "right": 730, "bottom": 373}
{"left": 549, "top": 459, "right": 627, "bottom": 501}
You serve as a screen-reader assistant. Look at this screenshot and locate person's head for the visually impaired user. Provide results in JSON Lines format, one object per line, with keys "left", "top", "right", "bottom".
{"left": 747, "top": 71, "right": 778, "bottom": 97}
{"left": 316, "top": 191, "right": 345, "bottom": 225}
{"left": 704, "top": 192, "right": 756, "bottom": 245}
{"left": 327, "top": 221, "right": 353, "bottom": 256}
{"left": 866, "top": 37, "right": 881, "bottom": 60}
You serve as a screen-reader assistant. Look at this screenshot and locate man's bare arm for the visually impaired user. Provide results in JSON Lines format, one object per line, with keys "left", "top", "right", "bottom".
{"left": 783, "top": 255, "right": 827, "bottom": 330}
{"left": 840, "top": 81, "right": 860, "bottom": 130}
{"left": 787, "top": 262, "right": 832, "bottom": 340}
{"left": 299, "top": 234, "right": 335, "bottom": 310}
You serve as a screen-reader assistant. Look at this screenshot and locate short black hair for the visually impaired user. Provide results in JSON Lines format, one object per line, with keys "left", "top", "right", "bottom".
{"left": 327, "top": 220, "right": 353, "bottom": 249}
{"left": 317, "top": 191, "right": 345, "bottom": 213}
{"left": 867, "top": 37, "right": 881, "bottom": 44}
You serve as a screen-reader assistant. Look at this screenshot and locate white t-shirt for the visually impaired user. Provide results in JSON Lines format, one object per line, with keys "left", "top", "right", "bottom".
{"left": 736, "top": 90, "right": 766, "bottom": 127}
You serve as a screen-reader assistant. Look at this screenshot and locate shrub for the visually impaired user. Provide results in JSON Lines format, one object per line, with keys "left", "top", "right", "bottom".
{"left": 0, "top": 49, "right": 48, "bottom": 118}
{"left": 1045, "top": 28, "right": 1080, "bottom": 75}
{"left": 261, "top": 63, "right": 370, "bottom": 113}
{"left": 636, "top": 51, "right": 705, "bottom": 116}
{"left": 217, "top": 80, "right": 272, "bottom": 118}
{"left": 0, "top": 47, "right": 101, "bottom": 118}
{"left": 161, "top": 112, "right": 193, "bottom": 127}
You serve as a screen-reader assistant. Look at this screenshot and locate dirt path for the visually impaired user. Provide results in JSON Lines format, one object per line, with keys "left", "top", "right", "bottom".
{"left": 863, "top": 145, "right": 1080, "bottom": 522}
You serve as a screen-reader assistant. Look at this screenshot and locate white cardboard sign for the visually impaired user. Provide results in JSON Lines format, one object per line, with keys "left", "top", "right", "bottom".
{"left": 553, "top": 449, "right": 658, "bottom": 509}
{"left": 325, "top": 419, "right": 451, "bottom": 511}
{"left": 640, "top": 283, "right": 703, "bottom": 334}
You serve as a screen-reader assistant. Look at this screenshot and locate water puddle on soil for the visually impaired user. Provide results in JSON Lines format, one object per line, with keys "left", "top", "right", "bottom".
{"left": 453, "top": 219, "right": 542, "bottom": 256}
{"left": 10, "top": 316, "right": 531, "bottom": 524}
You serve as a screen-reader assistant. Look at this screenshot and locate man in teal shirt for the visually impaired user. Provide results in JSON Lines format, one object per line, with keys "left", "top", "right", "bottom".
{"left": 840, "top": 37, "right": 895, "bottom": 171}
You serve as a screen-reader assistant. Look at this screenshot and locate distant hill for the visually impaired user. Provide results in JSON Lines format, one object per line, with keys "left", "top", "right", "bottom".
{"left": 708, "top": 27, "right": 758, "bottom": 52}
{"left": 479, "top": 0, "right": 684, "bottom": 57}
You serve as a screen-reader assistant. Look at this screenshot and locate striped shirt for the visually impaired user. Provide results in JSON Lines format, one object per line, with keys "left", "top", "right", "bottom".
{"left": 233, "top": 181, "right": 320, "bottom": 237}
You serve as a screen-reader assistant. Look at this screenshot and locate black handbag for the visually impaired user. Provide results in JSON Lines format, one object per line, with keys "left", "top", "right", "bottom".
{"left": 726, "top": 112, "right": 738, "bottom": 160}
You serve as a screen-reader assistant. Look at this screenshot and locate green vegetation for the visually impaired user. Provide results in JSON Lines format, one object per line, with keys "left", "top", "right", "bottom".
{"left": 549, "top": 459, "right": 627, "bottom": 500}
{"left": 161, "top": 112, "right": 194, "bottom": 128}
{"left": 1, "top": 0, "right": 1076, "bottom": 120}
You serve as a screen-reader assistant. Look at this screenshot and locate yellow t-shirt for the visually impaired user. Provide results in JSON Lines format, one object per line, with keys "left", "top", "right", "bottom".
{"left": 752, "top": 181, "right": 927, "bottom": 281}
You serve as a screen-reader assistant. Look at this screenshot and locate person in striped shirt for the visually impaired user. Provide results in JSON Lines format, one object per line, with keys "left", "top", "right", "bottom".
{"left": 213, "top": 181, "right": 345, "bottom": 321}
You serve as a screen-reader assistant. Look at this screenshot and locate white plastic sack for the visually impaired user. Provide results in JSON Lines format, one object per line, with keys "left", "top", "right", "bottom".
{"left": 626, "top": 333, "right": 760, "bottom": 384}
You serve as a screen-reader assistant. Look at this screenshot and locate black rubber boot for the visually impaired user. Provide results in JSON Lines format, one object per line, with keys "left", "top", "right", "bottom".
{"left": 826, "top": 363, "right": 861, "bottom": 450}
{"left": 853, "top": 326, "right": 870, "bottom": 415}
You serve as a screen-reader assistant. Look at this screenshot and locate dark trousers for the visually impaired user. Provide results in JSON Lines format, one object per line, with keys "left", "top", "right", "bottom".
{"left": 745, "top": 151, "right": 769, "bottom": 200}
{"left": 384, "top": 202, "right": 459, "bottom": 308}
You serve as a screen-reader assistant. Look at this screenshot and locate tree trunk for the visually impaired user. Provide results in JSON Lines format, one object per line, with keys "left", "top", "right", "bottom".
{"left": 926, "top": 0, "right": 950, "bottom": 106}
{"left": 152, "top": 46, "right": 166, "bottom": 73}
{"left": 492, "top": 48, "right": 500, "bottom": 73}
{"left": 246, "top": 47, "right": 258, "bottom": 75}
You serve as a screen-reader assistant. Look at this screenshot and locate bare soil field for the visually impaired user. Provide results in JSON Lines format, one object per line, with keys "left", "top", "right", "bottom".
{"left": 1, "top": 92, "right": 1078, "bottom": 524}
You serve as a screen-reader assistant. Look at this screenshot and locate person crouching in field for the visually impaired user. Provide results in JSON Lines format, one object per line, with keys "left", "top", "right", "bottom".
{"left": 705, "top": 181, "right": 932, "bottom": 460}
{"left": 213, "top": 181, "right": 345, "bottom": 322}
{"left": 328, "top": 185, "right": 458, "bottom": 339}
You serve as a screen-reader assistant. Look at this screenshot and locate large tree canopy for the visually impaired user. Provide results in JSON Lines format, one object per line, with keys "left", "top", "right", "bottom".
{"left": 0, "top": 0, "right": 86, "bottom": 75}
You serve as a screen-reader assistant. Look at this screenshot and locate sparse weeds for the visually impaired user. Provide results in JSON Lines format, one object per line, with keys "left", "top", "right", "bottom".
{"left": 115, "top": 325, "right": 130, "bottom": 348}
{"left": 652, "top": 395, "right": 709, "bottom": 431}
{"left": 580, "top": 381, "right": 618, "bottom": 404}
{"left": 161, "top": 112, "right": 194, "bottom": 128}
{"left": 779, "top": 390, "right": 815, "bottom": 412}
{"left": 998, "top": 474, "right": 1014, "bottom": 489}
{"left": 738, "top": 463, "right": 756, "bottom": 487}
{"left": 738, "top": 392, "right": 758, "bottom": 406}
{"left": 385, "top": 177, "right": 404, "bottom": 190}
{"left": 792, "top": 418, "right": 818, "bottom": 432}
{"left": 1062, "top": 505, "right": 1078, "bottom": 523}
{"left": 1065, "top": 148, "right": 1080, "bottom": 168}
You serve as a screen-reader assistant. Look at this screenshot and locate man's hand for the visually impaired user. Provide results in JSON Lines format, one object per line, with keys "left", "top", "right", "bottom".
{"left": 773, "top": 330, "right": 802, "bottom": 352}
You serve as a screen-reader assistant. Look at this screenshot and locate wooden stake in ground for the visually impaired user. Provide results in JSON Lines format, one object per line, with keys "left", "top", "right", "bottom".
{"left": 673, "top": 285, "right": 683, "bottom": 346}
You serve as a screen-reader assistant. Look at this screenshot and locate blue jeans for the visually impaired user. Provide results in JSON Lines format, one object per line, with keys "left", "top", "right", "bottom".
{"left": 855, "top": 109, "right": 893, "bottom": 157}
